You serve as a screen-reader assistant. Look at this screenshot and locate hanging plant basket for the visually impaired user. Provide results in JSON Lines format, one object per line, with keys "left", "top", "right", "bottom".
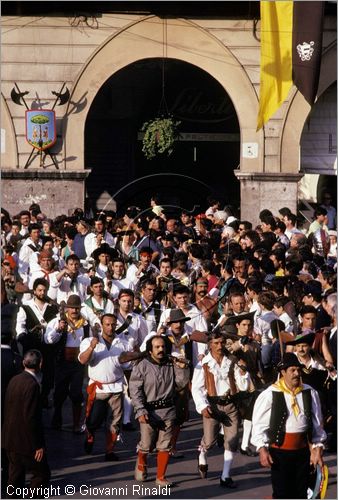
{"left": 141, "top": 116, "right": 181, "bottom": 160}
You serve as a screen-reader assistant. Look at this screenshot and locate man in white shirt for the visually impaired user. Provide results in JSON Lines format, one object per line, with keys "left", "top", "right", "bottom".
{"left": 158, "top": 285, "right": 208, "bottom": 366}
{"left": 29, "top": 250, "right": 59, "bottom": 301}
{"left": 126, "top": 247, "right": 159, "bottom": 290}
{"left": 107, "top": 257, "right": 134, "bottom": 300}
{"left": 15, "top": 277, "right": 59, "bottom": 407}
{"left": 251, "top": 353, "right": 326, "bottom": 499}
{"left": 18, "top": 224, "right": 42, "bottom": 280}
{"left": 44, "top": 294, "right": 100, "bottom": 433}
{"left": 49, "top": 254, "right": 90, "bottom": 304}
{"left": 134, "top": 278, "right": 163, "bottom": 334}
{"left": 79, "top": 313, "right": 143, "bottom": 461}
{"left": 192, "top": 332, "right": 250, "bottom": 489}
{"left": 84, "top": 216, "right": 115, "bottom": 259}
{"left": 115, "top": 288, "right": 149, "bottom": 430}
{"left": 83, "top": 277, "right": 115, "bottom": 320}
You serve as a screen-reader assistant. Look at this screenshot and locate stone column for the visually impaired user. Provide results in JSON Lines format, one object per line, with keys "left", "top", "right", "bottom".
{"left": 2, "top": 170, "right": 90, "bottom": 218}
{"left": 234, "top": 172, "right": 304, "bottom": 226}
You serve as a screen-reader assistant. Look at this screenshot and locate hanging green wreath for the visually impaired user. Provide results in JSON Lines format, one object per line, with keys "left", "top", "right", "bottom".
{"left": 141, "top": 116, "right": 181, "bottom": 160}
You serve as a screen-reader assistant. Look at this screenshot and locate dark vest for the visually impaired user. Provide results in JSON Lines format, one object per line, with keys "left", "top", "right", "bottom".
{"left": 55, "top": 323, "right": 90, "bottom": 364}
{"left": 268, "top": 389, "right": 312, "bottom": 446}
{"left": 134, "top": 301, "right": 162, "bottom": 327}
{"left": 18, "top": 303, "right": 58, "bottom": 353}
{"left": 164, "top": 336, "right": 193, "bottom": 377}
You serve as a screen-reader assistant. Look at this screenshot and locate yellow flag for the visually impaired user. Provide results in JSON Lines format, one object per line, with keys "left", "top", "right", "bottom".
{"left": 257, "top": 1, "right": 293, "bottom": 131}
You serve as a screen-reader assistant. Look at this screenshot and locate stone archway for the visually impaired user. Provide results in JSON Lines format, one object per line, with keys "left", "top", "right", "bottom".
{"left": 84, "top": 57, "right": 241, "bottom": 212}
{"left": 65, "top": 16, "right": 263, "bottom": 174}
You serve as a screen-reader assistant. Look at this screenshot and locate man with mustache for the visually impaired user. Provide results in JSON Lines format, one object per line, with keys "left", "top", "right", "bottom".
{"left": 193, "top": 278, "right": 218, "bottom": 327}
{"left": 251, "top": 353, "right": 326, "bottom": 499}
{"left": 192, "top": 332, "right": 250, "bottom": 489}
{"left": 44, "top": 294, "right": 100, "bottom": 433}
{"left": 15, "top": 278, "right": 58, "bottom": 407}
{"left": 130, "top": 335, "right": 189, "bottom": 486}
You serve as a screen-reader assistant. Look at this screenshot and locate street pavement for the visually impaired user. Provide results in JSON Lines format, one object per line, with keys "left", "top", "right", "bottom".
{"left": 41, "top": 399, "right": 337, "bottom": 500}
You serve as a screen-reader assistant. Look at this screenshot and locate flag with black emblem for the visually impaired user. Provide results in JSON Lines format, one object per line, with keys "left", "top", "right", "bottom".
{"left": 257, "top": 1, "right": 324, "bottom": 130}
{"left": 292, "top": 1, "right": 325, "bottom": 105}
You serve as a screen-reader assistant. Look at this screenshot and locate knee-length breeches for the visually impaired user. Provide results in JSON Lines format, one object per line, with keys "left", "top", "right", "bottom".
{"left": 200, "top": 402, "right": 239, "bottom": 452}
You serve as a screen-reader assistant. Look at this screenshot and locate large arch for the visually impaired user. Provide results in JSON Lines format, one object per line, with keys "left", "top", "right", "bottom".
{"left": 65, "top": 15, "right": 263, "bottom": 173}
{"left": 280, "top": 43, "right": 337, "bottom": 173}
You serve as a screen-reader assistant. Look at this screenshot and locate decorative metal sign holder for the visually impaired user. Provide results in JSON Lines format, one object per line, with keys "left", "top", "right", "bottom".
{"left": 11, "top": 82, "right": 70, "bottom": 169}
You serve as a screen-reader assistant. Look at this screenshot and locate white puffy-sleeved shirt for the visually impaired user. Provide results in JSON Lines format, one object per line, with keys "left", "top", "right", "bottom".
{"left": 44, "top": 316, "right": 89, "bottom": 347}
{"left": 83, "top": 296, "right": 115, "bottom": 319}
{"left": 84, "top": 231, "right": 116, "bottom": 259}
{"left": 109, "top": 277, "right": 135, "bottom": 300}
{"left": 159, "top": 305, "right": 208, "bottom": 366}
{"left": 126, "top": 263, "right": 159, "bottom": 287}
{"left": 18, "top": 238, "right": 42, "bottom": 279}
{"left": 115, "top": 311, "right": 149, "bottom": 347}
{"left": 79, "top": 337, "right": 127, "bottom": 393}
{"left": 44, "top": 307, "right": 101, "bottom": 346}
{"left": 29, "top": 269, "right": 60, "bottom": 301}
{"left": 16, "top": 299, "right": 51, "bottom": 336}
{"left": 251, "top": 383, "right": 327, "bottom": 451}
{"left": 49, "top": 273, "right": 91, "bottom": 304}
{"left": 191, "top": 352, "right": 250, "bottom": 414}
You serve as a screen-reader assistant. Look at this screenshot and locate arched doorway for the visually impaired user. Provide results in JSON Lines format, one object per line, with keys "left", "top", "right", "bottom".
{"left": 298, "top": 81, "right": 337, "bottom": 203}
{"left": 85, "top": 58, "right": 240, "bottom": 215}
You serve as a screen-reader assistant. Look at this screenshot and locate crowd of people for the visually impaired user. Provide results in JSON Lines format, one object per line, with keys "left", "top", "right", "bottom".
{"left": 1, "top": 193, "right": 337, "bottom": 498}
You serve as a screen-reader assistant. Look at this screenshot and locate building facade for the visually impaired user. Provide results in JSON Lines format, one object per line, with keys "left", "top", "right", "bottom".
{"left": 1, "top": 2, "right": 336, "bottom": 223}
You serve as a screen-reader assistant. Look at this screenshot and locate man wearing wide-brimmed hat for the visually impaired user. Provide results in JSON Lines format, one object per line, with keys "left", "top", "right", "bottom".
{"left": 286, "top": 330, "right": 336, "bottom": 398}
{"left": 91, "top": 243, "right": 118, "bottom": 282}
{"left": 158, "top": 284, "right": 208, "bottom": 367}
{"left": 162, "top": 308, "right": 194, "bottom": 458}
{"left": 251, "top": 352, "right": 326, "bottom": 499}
{"left": 44, "top": 294, "right": 100, "bottom": 433}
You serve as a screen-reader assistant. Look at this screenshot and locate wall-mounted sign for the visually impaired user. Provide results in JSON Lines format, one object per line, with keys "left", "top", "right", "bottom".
{"left": 25, "top": 110, "right": 57, "bottom": 151}
{"left": 242, "top": 142, "right": 258, "bottom": 158}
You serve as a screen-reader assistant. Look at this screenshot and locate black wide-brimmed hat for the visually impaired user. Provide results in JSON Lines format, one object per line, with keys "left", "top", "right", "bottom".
{"left": 92, "top": 243, "right": 118, "bottom": 261}
{"left": 223, "top": 312, "right": 255, "bottom": 327}
{"left": 167, "top": 309, "right": 191, "bottom": 324}
{"left": 285, "top": 330, "right": 316, "bottom": 346}
{"left": 277, "top": 352, "right": 304, "bottom": 371}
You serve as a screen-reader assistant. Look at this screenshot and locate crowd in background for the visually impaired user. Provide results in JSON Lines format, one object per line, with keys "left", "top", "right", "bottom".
{"left": 1, "top": 192, "right": 337, "bottom": 493}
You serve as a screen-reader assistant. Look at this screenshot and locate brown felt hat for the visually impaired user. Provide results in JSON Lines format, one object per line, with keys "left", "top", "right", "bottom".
{"left": 64, "top": 294, "right": 83, "bottom": 308}
{"left": 167, "top": 309, "right": 191, "bottom": 324}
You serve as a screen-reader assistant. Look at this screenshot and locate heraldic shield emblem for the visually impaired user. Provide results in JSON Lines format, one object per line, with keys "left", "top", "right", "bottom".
{"left": 25, "top": 109, "right": 56, "bottom": 151}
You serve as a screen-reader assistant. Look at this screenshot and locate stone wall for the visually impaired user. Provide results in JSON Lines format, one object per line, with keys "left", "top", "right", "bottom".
{"left": 1, "top": 170, "right": 88, "bottom": 216}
